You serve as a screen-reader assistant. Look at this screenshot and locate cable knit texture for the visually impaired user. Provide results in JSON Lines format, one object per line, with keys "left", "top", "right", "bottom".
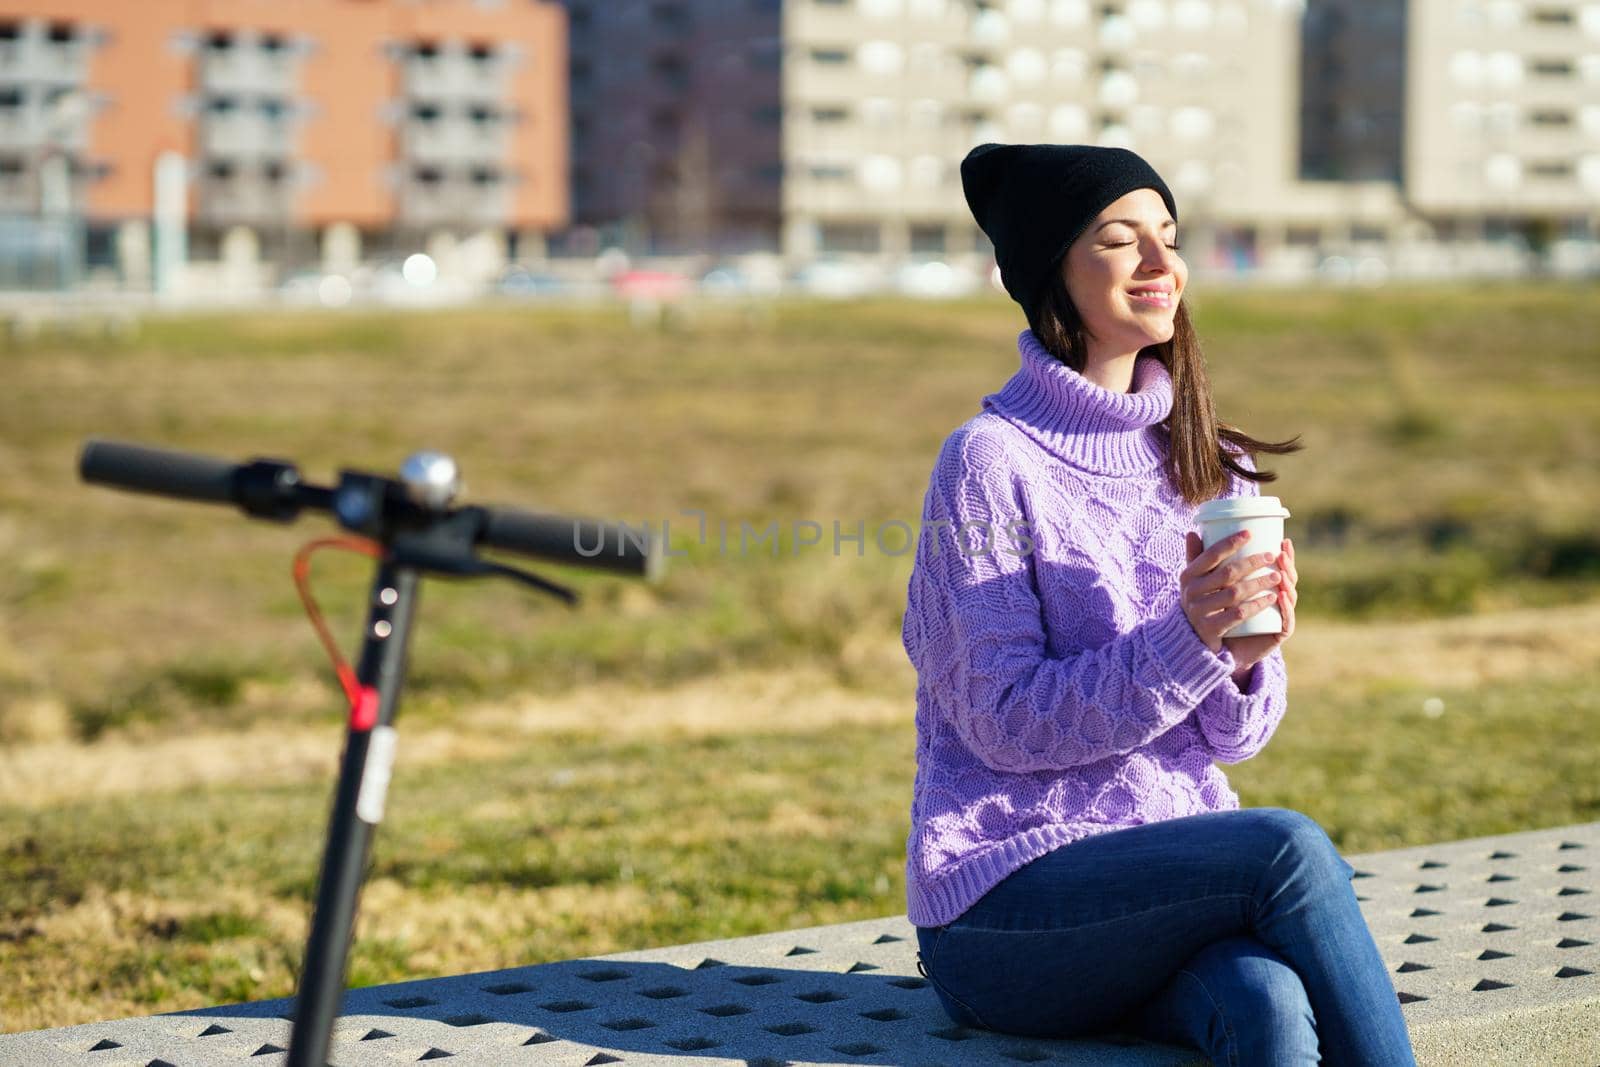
{"left": 902, "top": 329, "right": 1288, "bottom": 928}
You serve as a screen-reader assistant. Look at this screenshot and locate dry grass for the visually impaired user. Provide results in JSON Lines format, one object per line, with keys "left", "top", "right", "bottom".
{"left": 3, "top": 600, "right": 1599, "bottom": 811}
{"left": 2, "top": 289, "right": 1598, "bottom": 1032}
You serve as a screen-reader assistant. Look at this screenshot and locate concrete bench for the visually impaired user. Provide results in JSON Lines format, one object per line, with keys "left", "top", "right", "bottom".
{"left": 3, "top": 819, "right": 1595, "bottom": 1066}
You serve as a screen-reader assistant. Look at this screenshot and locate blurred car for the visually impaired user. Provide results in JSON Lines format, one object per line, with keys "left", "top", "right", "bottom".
{"left": 496, "top": 265, "right": 566, "bottom": 297}
{"left": 610, "top": 269, "right": 693, "bottom": 301}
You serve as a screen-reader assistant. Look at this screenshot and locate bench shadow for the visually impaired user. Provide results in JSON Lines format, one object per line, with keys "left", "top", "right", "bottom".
{"left": 172, "top": 956, "right": 1207, "bottom": 1066}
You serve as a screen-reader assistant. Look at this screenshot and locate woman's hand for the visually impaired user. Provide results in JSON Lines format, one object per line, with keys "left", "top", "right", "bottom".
{"left": 1180, "top": 532, "right": 1297, "bottom": 672}
{"left": 1220, "top": 537, "right": 1296, "bottom": 675}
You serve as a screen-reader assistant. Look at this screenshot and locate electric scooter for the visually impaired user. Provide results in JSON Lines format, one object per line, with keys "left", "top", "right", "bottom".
{"left": 79, "top": 439, "right": 664, "bottom": 1067}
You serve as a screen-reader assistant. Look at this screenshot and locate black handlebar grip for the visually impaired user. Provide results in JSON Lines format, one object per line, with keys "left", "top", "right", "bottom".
{"left": 478, "top": 506, "right": 666, "bottom": 582}
{"left": 79, "top": 439, "right": 240, "bottom": 506}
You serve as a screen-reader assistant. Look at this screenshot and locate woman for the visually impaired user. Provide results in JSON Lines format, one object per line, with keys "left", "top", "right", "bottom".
{"left": 901, "top": 143, "right": 1418, "bottom": 1066}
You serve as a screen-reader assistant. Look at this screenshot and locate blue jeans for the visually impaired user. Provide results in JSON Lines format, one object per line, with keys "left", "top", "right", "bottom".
{"left": 914, "top": 808, "right": 1418, "bottom": 1066}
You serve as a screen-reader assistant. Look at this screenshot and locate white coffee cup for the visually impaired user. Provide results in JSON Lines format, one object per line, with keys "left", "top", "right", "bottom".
{"left": 1194, "top": 496, "right": 1292, "bottom": 638}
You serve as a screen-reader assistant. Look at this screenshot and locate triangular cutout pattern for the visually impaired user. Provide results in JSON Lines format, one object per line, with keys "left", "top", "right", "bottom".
{"left": 197, "top": 1024, "right": 231, "bottom": 1037}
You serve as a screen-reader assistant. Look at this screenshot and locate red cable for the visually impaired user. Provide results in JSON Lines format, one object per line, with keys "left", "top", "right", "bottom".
{"left": 293, "top": 537, "right": 385, "bottom": 729}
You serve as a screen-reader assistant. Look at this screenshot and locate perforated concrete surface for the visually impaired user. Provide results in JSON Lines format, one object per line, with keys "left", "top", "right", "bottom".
{"left": 3, "top": 820, "right": 1596, "bottom": 1067}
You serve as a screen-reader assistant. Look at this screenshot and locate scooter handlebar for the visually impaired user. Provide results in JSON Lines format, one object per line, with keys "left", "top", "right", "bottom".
{"left": 79, "top": 438, "right": 664, "bottom": 581}
{"left": 79, "top": 438, "right": 242, "bottom": 507}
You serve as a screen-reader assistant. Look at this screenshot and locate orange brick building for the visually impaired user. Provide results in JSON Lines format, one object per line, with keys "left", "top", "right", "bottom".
{"left": 0, "top": 0, "right": 567, "bottom": 286}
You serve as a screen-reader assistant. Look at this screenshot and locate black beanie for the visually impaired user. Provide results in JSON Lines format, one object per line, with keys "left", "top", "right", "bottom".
{"left": 960, "top": 142, "right": 1178, "bottom": 316}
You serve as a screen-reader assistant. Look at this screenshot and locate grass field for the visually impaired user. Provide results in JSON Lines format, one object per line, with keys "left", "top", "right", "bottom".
{"left": 1, "top": 283, "right": 1598, "bottom": 1031}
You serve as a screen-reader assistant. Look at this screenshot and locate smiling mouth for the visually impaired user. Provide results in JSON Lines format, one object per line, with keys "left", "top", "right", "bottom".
{"left": 1128, "top": 289, "right": 1174, "bottom": 309}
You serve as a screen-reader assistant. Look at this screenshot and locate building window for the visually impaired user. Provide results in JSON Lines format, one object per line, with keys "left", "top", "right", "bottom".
{"left": 46, "top": 21, "right": 75, "bottom": 45}
{"left": 652, "top": 51, "right": 688, "bottom": 88}
{"left": 412, "top": 41, "right": 439, "bottom": 61}
{"left": 650, "top": 3, "right": 690, "bottom": 28}
{"left": 819, "top": 221, "right": 881, "bottom": 253}
{"left": 1530, "top": 6, "right": 1575, "bottom": 24}
{"left": 410, "top": 102, "right": 441, "bottom": 122}
{"left": 812, "top": 106, "right": 849, "bottom": 122}
{"left": 749, "top": 40, "right": 782, "bottom": 70}
{"left": 1530, "top": 108, "right": 1572, "bottom": 126}
{"left": 414, "top": 165, "right": 444, "bottom": 185}
{"left": 260, "top": 33, "right": 287, "bottom": 55}
{"left": 1528, "top": 159, "right": 1574, "bottom": 178}
{"left": 910, "top": 223, "right": 946, "bottom": 254}
{"left": 263, "top": 160, "right": 287, "bottom": 184}
{"left": 1530, "top": 57, "right": 1575, "bottom": 76}
{"left": 808, "top": 163, "right": 852, "bottom": 181}
{"left": 207, "top": 160, "right": 235, "bottom": 181}
{"left": 810, "top": 47, "right": 850, "bottom": 64}
{"left": 470, "top": 166, "right": 501, "bottom": 186}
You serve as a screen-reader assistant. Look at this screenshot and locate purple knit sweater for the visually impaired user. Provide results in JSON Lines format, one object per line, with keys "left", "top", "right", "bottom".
{"left": 901, "top": 329, "right": 1288, "bottom": 928}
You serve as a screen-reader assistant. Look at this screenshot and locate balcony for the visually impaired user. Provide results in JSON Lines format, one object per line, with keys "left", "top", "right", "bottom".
{"left": 199, "top": 111, "right": 295, "bottom": 159}
{"left": 402, "top": 115, "right": 511, "bottom": 163}
{"left": 199, "top": 45, "right": 297, "bottom": 96}
{"left": 402, "top": 52, "right": 509, "bottom": 103}
{"left": 0, "top": 29, "right": 91, "bottom": 86}
{"left": 398, "top": 172, "right": 513, "bottom": 228}
{"left": 196, "top": 168, "right": 295, "bottom": 226}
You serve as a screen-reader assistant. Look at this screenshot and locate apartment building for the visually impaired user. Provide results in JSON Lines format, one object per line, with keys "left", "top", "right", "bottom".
{"left": 0, "top": 0, "right": 566, "bottom": 289}
{"left": 564, "top": 0, "right": 1597, "bottom": 278}
{"left": 1406, "top": 0, "right": 1600, "bottom": 235}
{"left": 563, "top": 0, "right": 783, "bottom": 255}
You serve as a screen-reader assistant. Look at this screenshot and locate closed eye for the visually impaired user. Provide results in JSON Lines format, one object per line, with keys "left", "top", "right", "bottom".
{"left": 1106, "top": 241, "right": 1182, "bottom": 251}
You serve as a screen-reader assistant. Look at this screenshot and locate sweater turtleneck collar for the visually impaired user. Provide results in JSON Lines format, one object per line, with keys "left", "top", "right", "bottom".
{"left": 981, "top": 329, "right": 1174, "bottom": 475}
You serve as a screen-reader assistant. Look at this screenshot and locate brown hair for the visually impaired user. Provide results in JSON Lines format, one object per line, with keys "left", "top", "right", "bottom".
{"left": 1027, "top": 275, "right": 1304, "bottom": 505}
